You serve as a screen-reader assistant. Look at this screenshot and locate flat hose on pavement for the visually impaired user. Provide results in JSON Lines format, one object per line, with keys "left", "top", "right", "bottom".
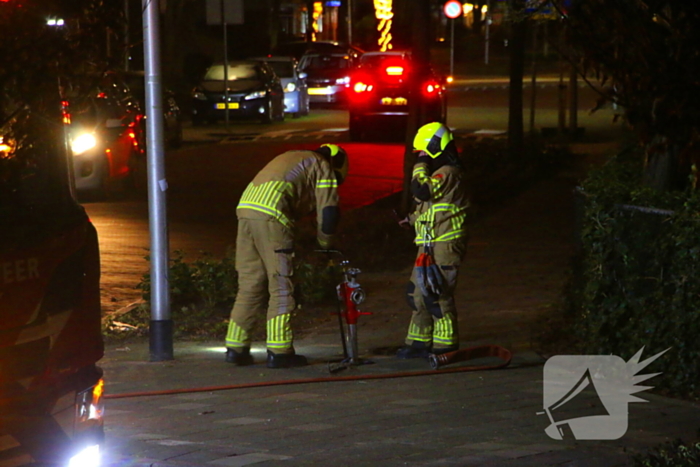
{"left": 104, "top": 344, "right": 512, "bottom": 400}
{"left": 429, "top": 344, "right": 512, "bottom": 370}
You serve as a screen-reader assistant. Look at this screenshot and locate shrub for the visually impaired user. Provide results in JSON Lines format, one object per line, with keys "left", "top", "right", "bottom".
{"left": 631, "top": 440, "right": 700, "bottom": 467}
{"left": 107, "top": 250, "right": 239, "bottom": 339}
{"left": 105, "top": 249, "right": 339, "bottom": 340}
{"left": 572, "top": 150, "right": 700, "bottom": 397}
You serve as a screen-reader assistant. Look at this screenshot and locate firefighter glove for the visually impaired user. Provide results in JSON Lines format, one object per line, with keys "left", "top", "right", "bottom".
{"left": 414, "top": 252, "right": 443, "bottom": 297}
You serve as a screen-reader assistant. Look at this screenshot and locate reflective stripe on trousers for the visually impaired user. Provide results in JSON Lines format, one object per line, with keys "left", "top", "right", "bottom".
{"left": 226, "top": 218, "right": 296, "bottom": 353}
{"left": 404, "top": 241, "right": 465, "bottom": 350}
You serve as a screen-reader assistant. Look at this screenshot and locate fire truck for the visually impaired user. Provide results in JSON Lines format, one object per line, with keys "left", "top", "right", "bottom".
{"left": 0, "top": 103, "right": 105, "bottom": 466}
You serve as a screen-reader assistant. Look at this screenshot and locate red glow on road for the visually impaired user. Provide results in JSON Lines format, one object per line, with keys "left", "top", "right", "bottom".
{"left": 170, "top": 141, "right": 406, "bottom": 211}
{"left": 279, "top": 142, "right": 405, "bottom": 210}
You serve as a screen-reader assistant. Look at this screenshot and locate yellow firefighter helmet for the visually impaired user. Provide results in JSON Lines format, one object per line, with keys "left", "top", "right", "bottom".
{"left": 413, "top": 122, "right": 454, "bottom": 158}
{"left": 319, "top": 143, "right": 349, "bottom": 185}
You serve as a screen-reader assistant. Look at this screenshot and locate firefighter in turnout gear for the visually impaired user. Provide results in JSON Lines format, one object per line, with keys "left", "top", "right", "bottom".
{"left": 225, "top": 144, "right": 349, "bottom": 368}
{"left": 397, "top": 122, "right": 470, "bottom": 359}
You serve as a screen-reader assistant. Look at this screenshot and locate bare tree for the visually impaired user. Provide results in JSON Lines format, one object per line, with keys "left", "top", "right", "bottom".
{"left": 400, "top": 0, "right": 433, "bottom": 214}
{"left": 555, "top": 0, "right": 700, "bottom": 191}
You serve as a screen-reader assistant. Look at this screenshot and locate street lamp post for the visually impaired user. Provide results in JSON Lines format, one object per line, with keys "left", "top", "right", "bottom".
{"left": 142, "top": 0, "right": 173, "bottom": 362}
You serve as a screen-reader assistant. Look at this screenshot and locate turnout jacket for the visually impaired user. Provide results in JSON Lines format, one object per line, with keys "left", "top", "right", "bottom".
{"left": 408, "top": 161, "right": 469, "bottom": 245}
{"left": 237, "top": 150, "right": 340, "bottom": 248}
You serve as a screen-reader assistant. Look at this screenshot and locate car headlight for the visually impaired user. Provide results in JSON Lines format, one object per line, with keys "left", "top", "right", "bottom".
{"left": 71, "top": 133, "right": 98, "bottom": 156}
{"left": 336, "top": 76, "right": 350, "bottom": 85}
{"left": 192, "top": 91, "right": 207, "bottom": 100}
{"left": 244, "top": 90, "right": 266, "bottom": 100}
{"left": 284, "top": 82, "right": 296, "bottom": 93}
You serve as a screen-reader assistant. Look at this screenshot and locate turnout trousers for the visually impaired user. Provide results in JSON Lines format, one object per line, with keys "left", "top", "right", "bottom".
{"left": 404, "top": 240, "right": 466, "bottom": 351}
{"left": 226, "top": 218, "right": 297, "bottom": 354}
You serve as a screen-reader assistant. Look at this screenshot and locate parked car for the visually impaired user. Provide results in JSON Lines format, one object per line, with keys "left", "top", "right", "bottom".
{"left": 191, "top": 61, "right": 285, "bottom": 125}
{"left": 250, "top": 55, "right": 310, "bottom": 118}
{"left": 0, "top": 107, "right": 105, "bottom": 466}
{"left": 68, "top": 73, "right": 146, "bottom": 198}
{"left": 271, "top": 40, "right": 363, "bottom": 61}
{"left": 298, "top": 53, "right": 357, "bottom": 105}
{"left": 347, "top": 50, "right": 447, "bottom": 141}
{"left": 121, "top": 71, "right": 183, "bottom": 149}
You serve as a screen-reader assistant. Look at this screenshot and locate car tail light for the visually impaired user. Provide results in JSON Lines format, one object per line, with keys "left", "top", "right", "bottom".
{"left": 423, "top": 81, "right": 441, "bottom": 97}
{"left": 381, "top": 60, "right": 410, "bottom": 84}
{"left": 351, "top": 72, "right": 375, "bottom": 94}
{"left": 353, "top": 81, "right": 374, "bottom": 93}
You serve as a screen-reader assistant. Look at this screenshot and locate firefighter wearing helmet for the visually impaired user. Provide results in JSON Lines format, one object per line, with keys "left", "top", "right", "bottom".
{"left": 225, "top": 144, "right": 349, "bottom": 368}
{"left": 397, "top": 122, "right": 470, "bottom": 359}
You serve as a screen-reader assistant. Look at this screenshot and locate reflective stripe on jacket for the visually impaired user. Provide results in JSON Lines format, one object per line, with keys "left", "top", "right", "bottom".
{"left": 409, "top": 162, "right": 469, "bottom": 245}
{"left": 237, "top": 150, "right": 340, "bottom": 246}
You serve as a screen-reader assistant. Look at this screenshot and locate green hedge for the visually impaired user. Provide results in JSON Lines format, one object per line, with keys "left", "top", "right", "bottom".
{"left": 574, "top": 152, "right": 700, "bottom": 397}
{"left": 631, "top": 440, "right": 700, "bottom": 466}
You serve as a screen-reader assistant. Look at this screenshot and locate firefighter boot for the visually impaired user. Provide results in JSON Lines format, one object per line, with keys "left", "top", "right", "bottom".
{"left": 225, "top": 347, "right": 254, "bottom": 366}
{"left": 396, "top": 341, "right": 432, "bottom": 359}
{"left": 266, "top": 350, "right": 308, "bottom": 368}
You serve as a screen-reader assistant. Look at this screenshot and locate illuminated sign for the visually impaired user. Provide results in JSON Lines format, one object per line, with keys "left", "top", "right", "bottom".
{"left": 444, "top": 0, "right": 462, "bottom": 19}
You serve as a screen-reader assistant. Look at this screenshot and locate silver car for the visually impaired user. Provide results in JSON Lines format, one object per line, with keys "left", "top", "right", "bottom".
{"left": 252, "top": 56, "right": 310, "bottom": 118}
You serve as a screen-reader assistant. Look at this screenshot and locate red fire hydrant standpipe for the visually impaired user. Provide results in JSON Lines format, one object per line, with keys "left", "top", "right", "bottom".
{"left": 329, "top": 259, "right": 373, "bottom": 373}
{"left": 324, "top": 254, "right": 373, "bottom": 374}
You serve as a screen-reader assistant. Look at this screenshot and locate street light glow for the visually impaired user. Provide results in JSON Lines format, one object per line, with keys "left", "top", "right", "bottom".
{"left": 312, "top": 2, "right": 323, "bottom": 41}
{"left": 374, "top": 0, "right": 393, "bottom": 51}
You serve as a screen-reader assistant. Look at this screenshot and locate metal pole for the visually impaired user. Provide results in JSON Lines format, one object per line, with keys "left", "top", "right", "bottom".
{"left": 529, "top": 21, "right": 537, "bottom": 133}
{"left": 557, "top": 56, "right": 566, "bottom": 133}
{"left": 142, "top": 0, "right": 173, "bottom": 361}
{"left": 347, "top": 0, "right": 353, "bottom": 44}
{"left": 450, "top": 18, "right": 454, "bottom": 77}
{"left": 221, "top": 0, "right": 230, "bottom": 130}
{"left": 484, "top": 0, "right": 491, "bottom": 65}
{"left": 569, "top": 63, "right": 578, "bottom": 138}
{"left": 124, "top": 0, "right": 129, "bottom": 71}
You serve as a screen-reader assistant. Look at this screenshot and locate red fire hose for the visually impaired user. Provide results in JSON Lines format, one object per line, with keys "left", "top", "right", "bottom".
{"left": 104, "top": 344, "right": 512, "bottom": 400}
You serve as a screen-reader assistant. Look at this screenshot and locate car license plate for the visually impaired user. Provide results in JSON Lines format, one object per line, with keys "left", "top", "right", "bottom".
{"left": 308, "top": 87, "right": 331, "bottom": 95}
{"left": 380, "top": 97, "right": 407, "bottom": 105}
{"left": 215, "top": 103, "right": 239, "bottom": 109}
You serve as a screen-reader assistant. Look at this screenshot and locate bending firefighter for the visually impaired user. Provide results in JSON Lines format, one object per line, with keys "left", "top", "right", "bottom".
{"left": 397, "top": 122, "right": 470, "bottom": 359}
{"left": 225, "top": 144, "right": 349, "bottom": 368}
